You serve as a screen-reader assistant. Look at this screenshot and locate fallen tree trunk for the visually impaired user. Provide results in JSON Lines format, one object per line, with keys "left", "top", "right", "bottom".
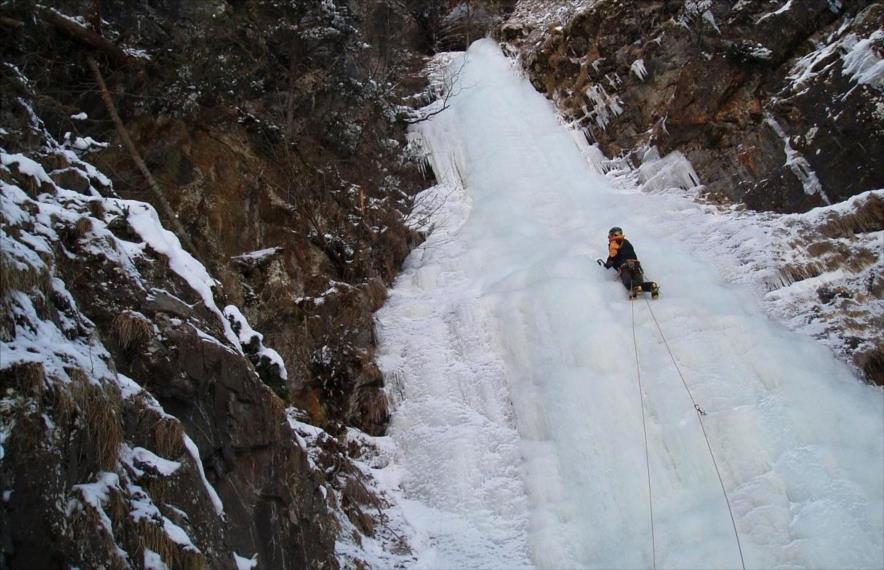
{"left": 37, "top": 5, "right": 130, "bottom": 65}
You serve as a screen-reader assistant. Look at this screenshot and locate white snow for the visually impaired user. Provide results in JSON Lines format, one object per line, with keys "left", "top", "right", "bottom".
{"left": 69, "top": 472, "right": 121, "bottom": 535}
{"left": 231, "top": 246, "right": 282, "bottom": 263}
{"left": 122, "top": 200, "right": 241, "bottom": 350}
{"left": 286, "top": 408, "right": 326, "bottom": 472}
{"left": 375, "top": 39, "right": 884, "bottom": 570}
{"left": 1, "top": 291, "right": 116, "bottom": 384}
{"left": 1, "top": 151, "right": 56, "bottom": 186}
{"left": 122, "top": 445, "right": 181, "bottom": 476}
{"left": 144, "top": 549, "right": 169, "bottom": 570}
{"left": 234, "top": 553, "right": 258, "bottom": 570}
{"left": 743, "top": 43, "right": 773, "bottom": 61}
{"left": 128, "top": 478, "right": 200, "bottom": 554}
{"left": 223, "top": 305, "right": 289, "bottom": 380}
{"left": 182, "top": 435, "right": 225, "bottom": 517}
{"left": 162, "top": 516, "right": 198, "bottom": 550}
{"left": 63, "top": 132, "right": 108, "bottom": 151}
{"left": 757, "top": 0, "right": 793, "bottom": 24}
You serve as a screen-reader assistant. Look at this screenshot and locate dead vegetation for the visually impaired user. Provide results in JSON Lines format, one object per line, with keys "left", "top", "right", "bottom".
{"left": 818, "top": 192, "right": 884, "bottom": 238}
{"left": 0, "top": 252, "right": 53, "bottom": 299}
{"left": 68, "top": 368, "right": 124, "bottom": 471}
{"left": 341, "top": 476, "right": 377, "bottom": 536}
{"left": 855, "top": 348, "right": 884, "bottom": 386}
{"left": 67, "top": 497, "right": 130, "bottom": 570}
{"left": 112, "top": 310, "right": 153, "bottom": 350}
{"left": 8, "top": 362, "right": 47, "bottom": 398}
{"left": 153, "top": 416, "right": 184, "bottom": 459}
{"left": 74, "top": 216, "right": 93, "bottom": 238}
{"left": 137, "top": 519, "right": 208, "bottom": 570}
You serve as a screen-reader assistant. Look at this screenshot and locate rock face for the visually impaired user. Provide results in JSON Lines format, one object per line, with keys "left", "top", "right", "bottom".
{"left": 0, "top": 138, "right": 338, "bottom": 568}
{"left": 500, "top": 0, "right": 883, "bottom": 213}
{"left": 1, "top": 0, "right": 439, "bottom": 567}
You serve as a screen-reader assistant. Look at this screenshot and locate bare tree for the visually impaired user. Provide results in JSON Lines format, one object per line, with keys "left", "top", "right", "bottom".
{"left": 404, "top": 54, "right": 469, "bottom": 124}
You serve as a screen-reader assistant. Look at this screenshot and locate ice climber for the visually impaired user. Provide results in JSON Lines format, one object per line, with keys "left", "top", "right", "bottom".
{"left": 597, "top": 227, "right": 660, "bottom": 299}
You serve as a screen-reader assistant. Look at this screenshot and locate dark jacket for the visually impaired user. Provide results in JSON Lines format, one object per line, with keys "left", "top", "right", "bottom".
{"left": 604, "top": 236, "right": 639, "bottom": 270}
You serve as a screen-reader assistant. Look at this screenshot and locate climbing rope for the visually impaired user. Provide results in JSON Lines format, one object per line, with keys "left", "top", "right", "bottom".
{"left": 630, "top": 300, "right": 657, "bottom": 570}
{"left": 643, "top": 299, "right": 747, "bottom": 570}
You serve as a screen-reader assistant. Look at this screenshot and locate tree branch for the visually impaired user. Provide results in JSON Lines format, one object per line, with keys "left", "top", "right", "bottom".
{"left": 87, "top": 56, "right": 199, "bottom": 255}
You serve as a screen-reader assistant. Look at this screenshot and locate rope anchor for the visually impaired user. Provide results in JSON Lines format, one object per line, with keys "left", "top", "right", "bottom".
{"left": 694, "top": 403, "right": 706, "bottom": 416}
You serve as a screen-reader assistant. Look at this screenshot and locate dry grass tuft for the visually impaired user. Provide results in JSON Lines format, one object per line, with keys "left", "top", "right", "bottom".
{"left": 0, "top": 253, "right": 52, "bottom": 299}
{"left": 68, "top": 485, "right": 129, "bottom": 570}
{"left": 154, "top": 417, "right": 184, "bottom": 458}
{"left": 112, "top": 310, "right": 153, "bottom": 350}
{"left": 342, "top": 477, "right": 377, "bottom": 537}
{"left": 74, "top": 216, "right": 93, "bottom": 238}
{"left": 6, "top": 396, "right": 46, "bottom": 461}
{"left": 138, "top": 520, "right": 208, "bottom": 570}
{"left": 68, "top": 369, "right": 124, "bottom": 471}
{"left": 855, "top": 348, "right": 884, "bottom": 386}
{"left": 819, "top": 192, "right": 884, "bottom": 238}
{"left": 777, "top": 262, "right": 823, "bottom": 286}
{"left": 10, "top": 362, "right": 46, "bottom": 397}
{"left": 267, "top": 392, "right": 287, "bottom": 438}
{"left": 88, "top": 200, "right": 106, "bottom": 220}
{"left": 144, "top": 477, "right": 170, "bottom": 506}
{"left": 52, "top": 381, "right": 77, "bottom": 428}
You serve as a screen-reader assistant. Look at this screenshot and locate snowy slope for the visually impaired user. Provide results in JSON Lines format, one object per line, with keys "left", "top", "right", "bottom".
{"left": 375, "top": 40, "right": 884, "bottom": 569}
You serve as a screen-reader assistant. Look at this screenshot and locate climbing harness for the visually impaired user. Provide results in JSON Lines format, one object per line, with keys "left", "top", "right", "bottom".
{"left": 630, "top": 300, "right": 657, "bottom": 569}
{"left": 640, "top": 299, "right": 747, "bottom": 570}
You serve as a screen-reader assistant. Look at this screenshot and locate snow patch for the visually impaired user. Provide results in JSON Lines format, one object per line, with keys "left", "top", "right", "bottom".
{"left": 69, "top": 472, "right": 121, "bottom": 537}
{"left": 234, "top": 553, "right": 258, "bottom": 570}
{"left": 182, "top": 435, "right": 225, "bottom": 517}
{"left": 121, "top": 445, "right": 181, "bottom": 477}
{"left": 223, "top": 305, "right": 288, "bottom": 380}
{"left": 123, "top": 201, "right": 241, "bottom": 349}
{"left": 1, "top": 151, "right": 56, "bottom": 186}
{"left": 143, "top": 549, "right": 169, "bottom": 570}
{"left": 757, "top": 0, "right": 793, "bottom": 24}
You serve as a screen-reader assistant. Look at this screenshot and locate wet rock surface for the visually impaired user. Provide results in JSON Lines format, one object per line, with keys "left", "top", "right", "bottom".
{"left": 500, "top": 0, "right": 883, "bottom": 213}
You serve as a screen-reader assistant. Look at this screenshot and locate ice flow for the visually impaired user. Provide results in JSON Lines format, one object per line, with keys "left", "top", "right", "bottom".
{"left": 375, "top": 39, "right": 884, "bottom": 570}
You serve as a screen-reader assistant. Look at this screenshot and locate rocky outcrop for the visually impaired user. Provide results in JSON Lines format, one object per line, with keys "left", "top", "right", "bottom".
{"left": 0, "top": 135, "right": 338, "bottom": 567}
{"left": 500, "top": 0, "right": 883, "bottom": 213}
{"left": 1, "top": 0, "right": 439, "bottom": 567}
{"left": 436, "top": 1, "right": 517, "bottom": 51}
